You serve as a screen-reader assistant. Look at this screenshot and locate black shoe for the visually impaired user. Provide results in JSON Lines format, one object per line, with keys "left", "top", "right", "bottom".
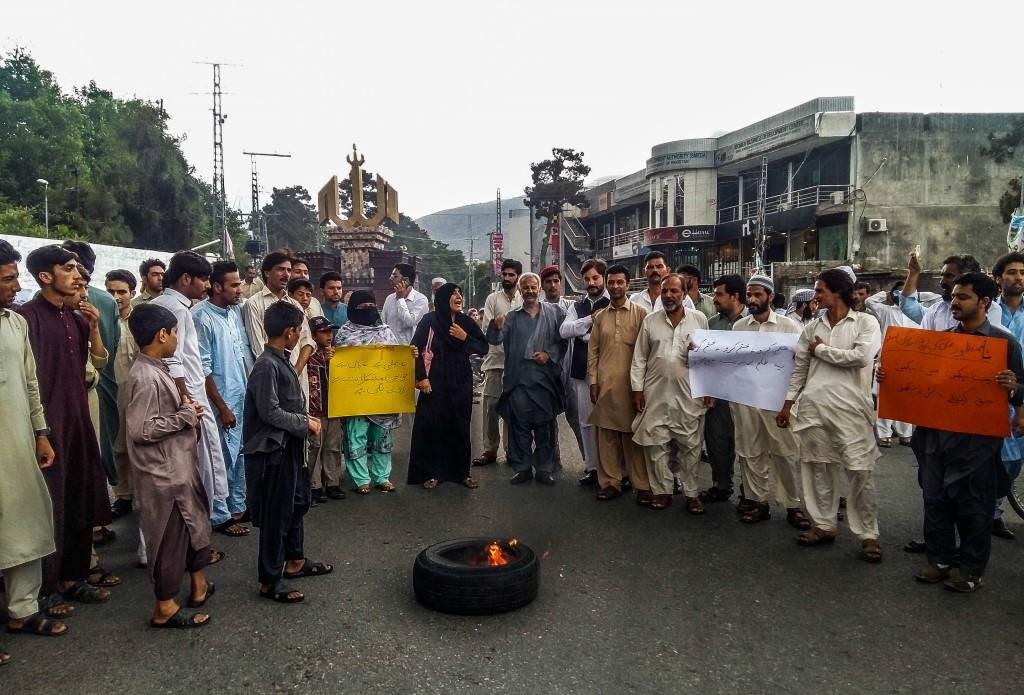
{"left": 510, "top": 470, "right": 533, "bottom": 485}
{"left": 535, "top": 471, "right": 556, "bottom": 486}
{"left": 313, "top": 489, "right": 327, "bottom": 504}
{"left": 111, "top": 498, "right": 133, "bottom": 519}
{"left": 578, "top": 470, "right": 598, "bottom": 487}
{"left": 993, "top": 518, "right": 1016, "bottom": 540}
{"left": 621, "top": 476, "right": 632, "bottom": 491}
{"left": 903, "top": 539, "right": 927, "bottom": 554}
{"left": 326, "top": 485, "right": 346, "bottom": 500}
{"left": 672, "top": 477, "right": 682, "bottom": 496}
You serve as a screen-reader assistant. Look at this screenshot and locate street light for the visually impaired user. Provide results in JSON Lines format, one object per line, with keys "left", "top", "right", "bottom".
{"left": 36, "top": 179, "right": 49, "bottom": 238}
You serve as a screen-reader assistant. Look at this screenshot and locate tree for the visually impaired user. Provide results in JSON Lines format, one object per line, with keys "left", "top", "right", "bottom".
{"left": 263, "top": 185, "right": 322, "bottom": 252}
{"left": 523, "top": 147, "right": 590, "bottom": 265}
{"left": 981, "top": 118, "right": 1024, "bottom": 223}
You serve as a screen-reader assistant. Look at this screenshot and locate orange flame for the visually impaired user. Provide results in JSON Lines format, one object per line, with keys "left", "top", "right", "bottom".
{"left": 484, "top": 539, "right": 516, "bottom": 566}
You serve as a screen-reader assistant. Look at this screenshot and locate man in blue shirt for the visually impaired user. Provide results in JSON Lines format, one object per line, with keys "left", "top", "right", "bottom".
{"left": 992, "top": 252, "right": 1024, "bottom": 541}
{"left": 193, "top": 260, "right": 253, "bottom": 537}
{"left": 319, "top": 271, "right": 348, "bottom": 340}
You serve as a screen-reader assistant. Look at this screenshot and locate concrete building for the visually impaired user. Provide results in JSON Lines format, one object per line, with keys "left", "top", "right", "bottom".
{"left": 566, "top": 97, "right": 1023, "bottom": 296}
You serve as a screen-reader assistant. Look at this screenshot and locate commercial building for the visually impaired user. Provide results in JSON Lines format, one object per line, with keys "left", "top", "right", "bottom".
{"left": 564, "top": 97, "right": 1022, "bottom": 295}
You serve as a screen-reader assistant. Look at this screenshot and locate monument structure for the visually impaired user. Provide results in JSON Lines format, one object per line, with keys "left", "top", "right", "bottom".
{"left": 316, "top": 144, "right": 417, "bottom": 304}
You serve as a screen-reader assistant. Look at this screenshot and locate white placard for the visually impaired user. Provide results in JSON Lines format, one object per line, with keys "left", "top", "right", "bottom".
{"left": 689, "top": 329, "right": 799, "bottom": 411}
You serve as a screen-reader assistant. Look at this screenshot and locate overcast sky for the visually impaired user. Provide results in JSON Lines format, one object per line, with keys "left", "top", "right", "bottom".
{"left": 3, "top": 1, "right": 1015, "bottom": 220}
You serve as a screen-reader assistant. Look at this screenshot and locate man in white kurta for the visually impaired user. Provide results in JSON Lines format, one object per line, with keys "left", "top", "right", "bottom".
{"left": 865, "top": 283, "right": 919, "bottom": 444}
{"left": 777, "top": 269, "right": 882, "bottom": 560}
{"left": 631, "top": 275, "right": 709, "bottom": 511}
{"left": 731, "top": 275, "right": 807, "bottom": 528}
{"left": 475, "top": 260, "right": 522, "bottom": 465}
{"left": 151, "top": 254, "right": 227, "bottom": 513}
{"left": 381, "top": 263, "right": 429, "bottom": 346}
{"left": 0, "top": 242, "right": 60, "bottom": 636}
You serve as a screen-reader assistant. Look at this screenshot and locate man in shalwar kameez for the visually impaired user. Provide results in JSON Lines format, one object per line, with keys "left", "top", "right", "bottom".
{"left": 487, "top": 273, "right": 566, "bottom": 486}
{"left": 124, "top": 303, "right": 215, "bottom": 628}
{"left": 0, "top": 241, "right": 67, "bottom": 656}
{"left": 18, "top": 245, "right": 112, "bottom": 609}
{"left": 630, "top": 274, "right": 710, "bottom": 513}
{"left": 731, "top": 275, "right": 809, "bottom": 529}
{"left": 776, "top": 268, "right": 883, "bottom": 562}
{"left": 151, "top": 252, "right": 229, "bottom": 531}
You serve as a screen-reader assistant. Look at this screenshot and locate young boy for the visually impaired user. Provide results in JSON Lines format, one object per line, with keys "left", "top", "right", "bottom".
{"left": 123, "top": 303, "right": 216, "bottom": 628}
{"left": 243, "top": 302, "right": 333, "bottom": 603}
{"left": 307, "top": 316, "right": 345, "bottom": 504}
{"left": 287, "top": 277, "right": 314, "bottom": 315}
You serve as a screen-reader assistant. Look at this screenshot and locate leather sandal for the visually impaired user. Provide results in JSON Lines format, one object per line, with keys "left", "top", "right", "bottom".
{"left": 648, "top": 494, "right": 672, "bottom": 510}
{"left": 472, "top": 451, "right": 497, "bottom": 467}
{"left": 685, "top": 497, "right": 706, "bottom": 515}
{"left": 741, "top": 502, "right": 771, "bottom": 524}
{"left": 797, "top": 528, "right": 837, "bottom": 546}
{"left": 786, "top": 508, "right": 812, "bottom": 530}
{"left": 861, "top": 539, "right": 883, "bottom": 564}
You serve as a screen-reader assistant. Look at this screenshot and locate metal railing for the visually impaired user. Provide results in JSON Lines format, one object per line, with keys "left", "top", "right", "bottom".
{"left": 716, "top": 184, "right": 850, "bottom": 224}
{"left": 560, "top": 215, "right": 592, "bottom": 251}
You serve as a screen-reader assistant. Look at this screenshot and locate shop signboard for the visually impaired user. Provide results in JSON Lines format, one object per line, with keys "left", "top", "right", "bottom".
{"left": 613, "top": 241, "right": 638, "bottom": 259}
{"left": 642, "top": 225, "right": 716, "bottom": 246}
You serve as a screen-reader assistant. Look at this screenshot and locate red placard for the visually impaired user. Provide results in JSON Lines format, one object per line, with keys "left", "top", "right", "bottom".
{"left": 878, "top": 327, "right": 1010, "bottom": 437}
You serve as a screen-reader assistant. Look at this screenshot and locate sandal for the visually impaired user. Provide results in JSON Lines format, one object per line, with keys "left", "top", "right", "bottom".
{"left": 214, "top": 520, "right": 250, "bottom": 537}
{"left": 649, "top": 494, "right": 672, "bottom": 510}
{"left": 422, "top": 479, "right": 439, "bottom": 490}
{"left": 786, "top": 508, "right": 812, "bottom": 530}
{"left": 375, "top": 481, "right": 396, "bottom": 493}
{"left": 878, "top": 437, "right": 893, "bottom": 448}
{"left": 39, "top": 593, "right": 75, "bottom": 619}
{"left": 187, "top": 581, "right": 216, "bottom": 608}
{"left": 92, "top": 527, "right": 117, "bottom": 547}
{"left": 635, "top": 490, "right": 654, "bottom": 507}
{"left": 462, "top": 477, "right": 479, "bottom": 489}
{"left": 0, "top": 650, "right": 9, "bottom": 666}
{"left": 355, "top": 485, "right": 372, "bottom": 495}
{"left": 284, "top": 559, "right": 334, "bottom": 579}
{"left": 472, "top": 451, "right": 497, "bottom": 467}
{"left": 861, "top": 539, "right": 883, "bottom": 564}
{"left": 208, "top": 550, "right": 227, "bottom": 566}
{"left": 5, "top": 612, "right": 68, "bottom": 637}
{"left": 685, "top": 497, "right": 706, "bottom": 515}
{"left": 259, "top": 583, "right": 304, "bottom": 603}
{"left": 87, "top": 566, "right": 121, "bottom": 588}
{"left": 741, "top": 502, "right": 771, "bottom": 524}
{"left": 699, "top": 487, "right": 733, "bottom": 503}
{"left": 60, "top": 581, "right": 110, "bottom": 604}
{"left": 797, "top": 528, "right": 837, "bottom": 546}
{"left": 149, "top": 609, "right": 210, "bottom": 629}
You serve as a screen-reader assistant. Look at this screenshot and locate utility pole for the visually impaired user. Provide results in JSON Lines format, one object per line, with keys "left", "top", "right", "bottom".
{"left": 755, "top": 155, "right": 768, "bottom": 276}
{"left": 242, "top": 151, "right": 291, "bottom": 259}
{"left": 195, "top": 61, "right": 240, "bottom": 258}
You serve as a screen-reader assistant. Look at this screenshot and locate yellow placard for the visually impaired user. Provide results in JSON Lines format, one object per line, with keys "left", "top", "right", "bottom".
{"left": 327, "top": 345, "right": 417, "bottom": 418}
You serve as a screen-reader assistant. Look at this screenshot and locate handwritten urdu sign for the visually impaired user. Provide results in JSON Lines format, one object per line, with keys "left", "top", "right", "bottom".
{"left": 689, "top": 329, "right": 799, "bottom": 411}
{"left": 878, "top": 327, "right": 1009, "bottom": 437}
{"left": 327, "top": 345, "right": 416, "bottom": 418}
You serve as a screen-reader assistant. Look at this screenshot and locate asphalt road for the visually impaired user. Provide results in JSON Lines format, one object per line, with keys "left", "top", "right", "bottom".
{"left": 3, "top": 413, "right": 1023, "bottom": 693}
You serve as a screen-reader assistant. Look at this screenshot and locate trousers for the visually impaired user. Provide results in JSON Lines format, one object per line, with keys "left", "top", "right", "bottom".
{"left": 801, "top": 461, "right": 879, "bottom": 540}
{"left": 703, "top": 400, "right": 735, "bottom": 491}
{"left": 481, "top": 369, "right": 507, "bottom": 455}
{"left": 309, "top": 417, "right": 344, "bottom": 489}
{"left": 345, "top": 417, "right": 394, "bottom": 486}
{"left": 250, "top": 448, "right": 311, "bottom": 586}
{"left": 644, "top": 436, "right": 703, "bottom": 497}
{"left": 2, "top": 558, "right": 42, "bottom": 619}
{"left": 152, "top": 506, "right": 210, "bottom": 601}
{"left": 596, "top": 427, "right": 648, "bottom": 492}
{"left": 507, "top": 411, "right": 557, "bottom": 474}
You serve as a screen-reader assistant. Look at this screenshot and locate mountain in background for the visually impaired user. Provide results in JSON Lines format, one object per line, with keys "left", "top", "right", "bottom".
{"left": 416, "top": 195, "right": 528, "bottom": 254}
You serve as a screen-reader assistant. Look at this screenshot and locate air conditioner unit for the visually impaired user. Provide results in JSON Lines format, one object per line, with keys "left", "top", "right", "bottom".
{"left": 831, "top": 191, "right": 845, "bottom": 205}
{"left": 866, "top": 218, "right": 888, "bottom": 233}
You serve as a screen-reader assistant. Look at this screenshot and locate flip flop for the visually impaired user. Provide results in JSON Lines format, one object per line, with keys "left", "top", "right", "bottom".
{"left": 149, "top": 609, "right": 210, "bottom": 629}
{"left": 187, "top": 581, "right": 216, "bottom": 608}
{"left": 87, "top": 566, "right": 122, "bottom": 588}
{"left": 208, "top": 550, "right": 227, "bottom": 566}
{"left": 283, "top": 559, "right": 333, "bottom": 579}
{"left": 214, "top": 521, "right": 250, "bottom": 537}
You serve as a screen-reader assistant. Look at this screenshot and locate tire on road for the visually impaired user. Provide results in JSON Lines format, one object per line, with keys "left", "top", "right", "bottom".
{"left": 413, "top": 538, "right": 539, "bottom": 615}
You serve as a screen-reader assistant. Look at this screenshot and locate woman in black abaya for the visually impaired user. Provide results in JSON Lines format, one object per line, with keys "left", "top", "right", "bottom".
{"left": 407, "top": 283, "right": 488, "bottom": 489}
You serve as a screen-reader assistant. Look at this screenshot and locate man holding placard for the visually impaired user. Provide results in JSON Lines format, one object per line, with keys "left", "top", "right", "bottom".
{"left": 776, "top": 268, "right": 882, "bottom": 562}
{"left": 731, "top": 275, "right": 809, "bottom": 529}
{"left": 881, "top": 273, "right": 1024, "bottom": 592}
{"left": 631, "top": 274, "right": 710, "bottom": 513}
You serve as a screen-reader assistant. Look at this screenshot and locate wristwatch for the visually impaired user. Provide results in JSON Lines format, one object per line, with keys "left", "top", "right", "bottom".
{"left": 35, "top": 428, "right": 51, "bottom": 437}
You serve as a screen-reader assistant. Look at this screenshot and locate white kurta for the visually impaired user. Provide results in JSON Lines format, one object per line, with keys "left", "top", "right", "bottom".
{"left": 731, "top": 311, "right": 803, "bottom": 505}
{"left": 151, "top": 288, "right": 227, "bottom": 503}
{"left": 786, "top": 310, "right": 882, "bottom": 469}
{"left": 381, "top": 288, "right": 429, "bottom": 346}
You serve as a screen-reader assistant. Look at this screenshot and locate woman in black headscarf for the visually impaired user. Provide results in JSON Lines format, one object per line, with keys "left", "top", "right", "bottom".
{"left": 407, "top": 283, "right": 488, "bottom": 489}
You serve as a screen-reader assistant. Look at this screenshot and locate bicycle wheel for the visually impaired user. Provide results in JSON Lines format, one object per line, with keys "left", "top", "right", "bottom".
{"left": 1010, "top": 474, "right": 1024, "bottom": 521}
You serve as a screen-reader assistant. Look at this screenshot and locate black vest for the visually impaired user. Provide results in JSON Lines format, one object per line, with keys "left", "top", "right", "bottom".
{"left": 570, "top": 297, "right": 596, "bottom": 380}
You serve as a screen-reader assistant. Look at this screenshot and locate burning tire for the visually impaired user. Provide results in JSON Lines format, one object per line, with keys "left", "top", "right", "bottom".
{"left": 413, "top": 538, "right": 539, "bottom": 615}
